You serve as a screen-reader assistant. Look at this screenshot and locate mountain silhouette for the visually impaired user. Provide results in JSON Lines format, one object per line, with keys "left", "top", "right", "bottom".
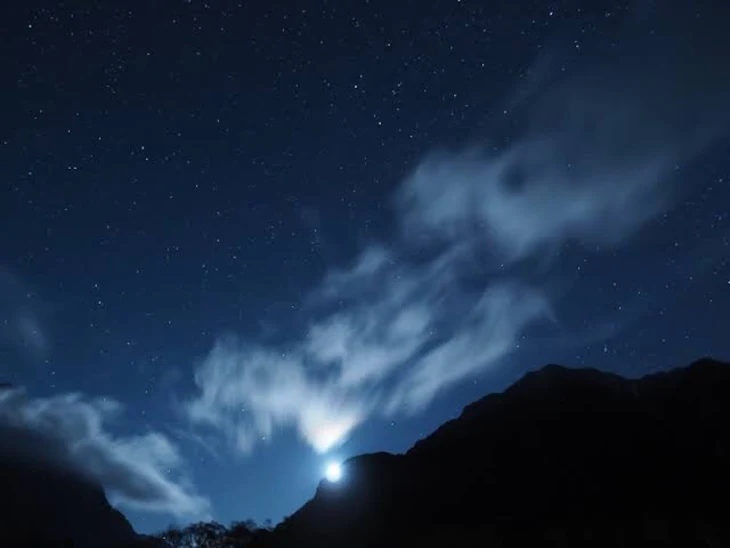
{"left": 0, "top": 424, "right": 138, "bottom": 548}
{"left": 255, "top": 358, "right": 730, "bottom": 547}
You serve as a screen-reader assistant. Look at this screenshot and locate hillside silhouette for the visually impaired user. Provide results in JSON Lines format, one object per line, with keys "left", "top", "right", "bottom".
{"left": 252, "top": 358, "right": 730, "bottom": 547}
{"left": 0, "top": 426, "right": 137, "bottom": 547}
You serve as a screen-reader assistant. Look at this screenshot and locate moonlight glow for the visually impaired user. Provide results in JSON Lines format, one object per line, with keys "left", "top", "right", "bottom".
{"left": 325, "top": 462, "right": 342, "bottom": 482}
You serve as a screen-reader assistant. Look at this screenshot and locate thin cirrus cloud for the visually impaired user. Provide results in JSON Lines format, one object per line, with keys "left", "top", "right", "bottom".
{"left": 184, "top": 6, "right": 730, "bottom": 455}
{"left": 0, "top": 386, "right": 210, "bottom": 519}
{"left": 0, "top": 268, "right": 49, "bottom": 363}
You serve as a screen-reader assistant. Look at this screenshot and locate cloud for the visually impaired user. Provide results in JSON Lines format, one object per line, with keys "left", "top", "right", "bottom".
{"left": 184, "top": 6, "right": 730, "bottom": 454}
{"left": 186, "top": 250, "right": 551, "bottom": 453}
{"left": 398, "top": 11, "right": 730, "bottom": 262}
{"left": 0, "top": 386, "right": 210, "bottom": 519}
{"left": 384, "top": 283, "right": 550, "bottom": 414}
{"left": 187, "top": 339, "right": 368, "bottom": 454}
{"left": 0, "top": 268, "right": 49, "bottom": 362}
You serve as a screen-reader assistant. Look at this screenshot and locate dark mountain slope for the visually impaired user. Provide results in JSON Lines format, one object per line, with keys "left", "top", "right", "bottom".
{"left": 0, "top": 424, "right": 138, "bottom": 548}
{"left": 258, "top": 358, "right": 730, "bottom": 547}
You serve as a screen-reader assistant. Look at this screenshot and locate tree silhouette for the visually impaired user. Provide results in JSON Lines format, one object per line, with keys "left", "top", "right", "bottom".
{"left": 154, "top": 519, "right": 270, "bottom": 548}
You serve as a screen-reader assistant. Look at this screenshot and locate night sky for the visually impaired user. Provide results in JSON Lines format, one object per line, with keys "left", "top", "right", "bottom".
{"left": 1, "top": 0, "right": 729, "bottom": 535}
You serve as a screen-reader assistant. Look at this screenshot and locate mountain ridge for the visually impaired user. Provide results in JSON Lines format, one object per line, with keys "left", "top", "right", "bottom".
{"left": 257, "top": 357, "right": 730, "bottom": 547}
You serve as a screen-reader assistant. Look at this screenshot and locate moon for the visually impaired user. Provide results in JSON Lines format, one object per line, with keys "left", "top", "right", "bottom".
{"left": 325, "top": 461, "right": 342, "bottom": 482}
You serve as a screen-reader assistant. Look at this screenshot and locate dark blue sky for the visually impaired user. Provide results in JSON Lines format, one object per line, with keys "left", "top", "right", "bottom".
{"left": 1, "top": 0, "right": 729, "bottom": 535}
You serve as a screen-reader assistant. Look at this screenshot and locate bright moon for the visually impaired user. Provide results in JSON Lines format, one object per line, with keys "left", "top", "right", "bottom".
{"left": 325, "top": 462, "right": 342, "bottom": 482}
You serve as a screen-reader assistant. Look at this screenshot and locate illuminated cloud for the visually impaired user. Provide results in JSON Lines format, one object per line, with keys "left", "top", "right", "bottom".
{"left": 187, "top": 338, "right": 367, "bottom": 454}
{"left": 185, "top": 262, "right": 550, "bottom": 453}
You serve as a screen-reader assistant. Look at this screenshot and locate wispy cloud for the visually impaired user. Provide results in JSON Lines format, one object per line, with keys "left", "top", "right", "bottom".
{"left": 0, "top": 386, "right": 210, "bottom": 519}
{"left": 184, "top": 6, "right": 730, "bottom": 454}
{"left": 0, "top": 268, "right": 49, "bottom": 362}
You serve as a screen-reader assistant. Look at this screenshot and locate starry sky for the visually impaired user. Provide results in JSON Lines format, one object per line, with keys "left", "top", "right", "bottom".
{"left": 1, "top": 0, "right": 729, "bottom": 535}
